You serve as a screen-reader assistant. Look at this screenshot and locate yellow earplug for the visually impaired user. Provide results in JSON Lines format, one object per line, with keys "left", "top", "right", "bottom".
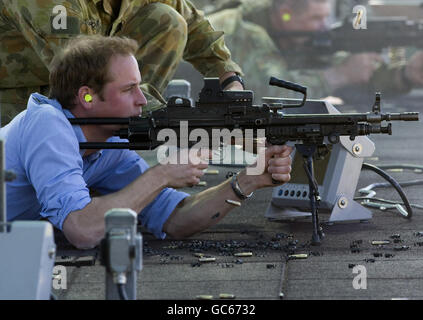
{"left": 84, "top": 94, "right": 93, "bottom": 103}
{"left": 282, "top": 13, "right": 291, "bottom": 22}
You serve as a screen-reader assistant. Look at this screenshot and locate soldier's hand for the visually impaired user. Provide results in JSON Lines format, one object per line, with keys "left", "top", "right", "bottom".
{"left": 220, "top": 72, "right": 245, "bottom": 91}
{"left": 223, "top": 81, "right": 244, "bottom": 91}
{"left": 338, "top": 53, "right": 383, "bottom": 84}
{"left": 325, "top": 53, "right": 383, "bottom": 90}
{"left": 404, "top": 51, "right": 423, "bottom": 87}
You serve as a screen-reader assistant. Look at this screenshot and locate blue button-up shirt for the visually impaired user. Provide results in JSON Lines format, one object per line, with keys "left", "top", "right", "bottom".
{"left": 2, "top": 93, "right": 189, "bottom": 239}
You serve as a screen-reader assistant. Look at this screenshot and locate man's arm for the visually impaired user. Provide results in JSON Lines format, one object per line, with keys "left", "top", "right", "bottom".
{"left": 163, "top": 145, "right": 292, "bottom": 238}
{"left": 169, "top": 0, "right": 244, "bottom": 80}
{"left": 62, "top": 165, "right": 167, "bottom": 249}
{"left": 63, "top": 158, "right": 208, "bottom": 249}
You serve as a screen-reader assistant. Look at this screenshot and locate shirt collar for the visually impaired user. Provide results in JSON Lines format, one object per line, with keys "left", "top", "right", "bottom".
{"left": 29, "top": 93, "right": 104, "bottom": 161}
{"left": 63, "top": 108, "right": 103, "bottom": 161}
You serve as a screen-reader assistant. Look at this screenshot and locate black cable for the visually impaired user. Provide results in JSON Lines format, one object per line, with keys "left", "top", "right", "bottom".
{"left": 354, "top": 196, "right": 423, "bottom": 210}
{"left": 117, "top": 283, "right": 129, "bottom": 300}
{"left": 375, "top": 164, "right": 423, "bottom": 172}
{"left": 361, "top": 163, "right": 413, "bottom": 219}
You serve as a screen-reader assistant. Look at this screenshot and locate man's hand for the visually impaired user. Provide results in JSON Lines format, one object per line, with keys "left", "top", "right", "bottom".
{"left": 237, "top": 145, "right": 293, "bottom": 193}
{"left": 159, "top": 148, "right": 210, "bottom": 188}
{"left": 324, "top": 53, "right": 383, "bottom": 91}
{"left": 223, "top": 81, "right": 244, "bottom": 91}
{"left": 220, "top": 71, "right": 244, "bottom": 91}
{"left": 260, "top": 144, "right": 293, "bottom": 186}
{"left": 403, "top": 51, "right": 423, "bottom": 87}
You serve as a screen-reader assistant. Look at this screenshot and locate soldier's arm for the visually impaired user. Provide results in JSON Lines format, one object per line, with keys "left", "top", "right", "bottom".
{"left": 161, "top": 0, "right": 243, "bottom": 79}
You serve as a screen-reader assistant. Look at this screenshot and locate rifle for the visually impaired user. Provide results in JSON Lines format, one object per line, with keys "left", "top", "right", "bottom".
{"left": 274, "top": 17, "right": 423, "bottom": 57}
{"left": 69, "top": 77, "right": 419, "bottom": 245}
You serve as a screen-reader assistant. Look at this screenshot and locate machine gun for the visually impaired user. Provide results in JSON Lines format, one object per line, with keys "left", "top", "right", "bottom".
{"left": 275, "top": 16, "right": 423, "bottom": 57}
{"left": 68, "top": 77, "right": 419, "bottom": 245}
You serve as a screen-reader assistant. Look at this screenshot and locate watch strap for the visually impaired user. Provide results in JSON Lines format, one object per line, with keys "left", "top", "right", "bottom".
{"left": 230, "top": 174, "right": 253, "bottom": 200}
{"left": 221, "top": 75, "right": 245, "bottom": 90}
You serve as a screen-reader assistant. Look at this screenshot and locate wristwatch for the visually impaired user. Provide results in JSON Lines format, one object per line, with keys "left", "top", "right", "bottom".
{"left": 221, "top": 75, "right": 245, "bottom": 90}
{"left": 230, "top": 174, "right": 254, "bottom": 200}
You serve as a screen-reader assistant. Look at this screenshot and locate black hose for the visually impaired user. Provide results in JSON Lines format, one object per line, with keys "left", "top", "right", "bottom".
{"left": 354, "top": 196, "right": 423, "bottom": 210}
{"left": 361, "top": 163, "right": 413, "bottom": 219}
{"left": 117, "top": 283, "right": 129, "bottom": 300}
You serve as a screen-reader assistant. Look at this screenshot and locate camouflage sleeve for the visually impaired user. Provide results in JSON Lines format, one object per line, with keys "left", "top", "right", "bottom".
{"left": 1, "top": 0, "right": 83, "bottom": 75}
{"left": 156, "top": 0, "right": 243, "bottom": 77}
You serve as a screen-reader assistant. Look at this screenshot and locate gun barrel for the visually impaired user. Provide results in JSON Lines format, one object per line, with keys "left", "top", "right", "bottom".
{"left": 383, "top": 112, "right": 419, "bottom": 121}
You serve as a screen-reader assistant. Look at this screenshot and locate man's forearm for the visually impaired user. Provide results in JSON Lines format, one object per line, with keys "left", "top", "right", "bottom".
{"left": 163, "top": 171, "right": 257, "bottom": 238}
{"left": 63, "top": 166, "right": 168, "bottom": 249}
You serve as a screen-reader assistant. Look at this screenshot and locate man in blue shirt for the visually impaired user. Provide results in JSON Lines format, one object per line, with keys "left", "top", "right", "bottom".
{"left": 3, "top": 35, "right": 293, "bottom": 249}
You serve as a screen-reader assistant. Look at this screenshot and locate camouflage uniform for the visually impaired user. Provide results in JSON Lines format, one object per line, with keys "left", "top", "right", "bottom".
{"left": 208, "top": 2, "right": 412, "bottom": 102}
{"left": 208, "top": 4, "right": 334, "bottom": 101}
{"left": 0, "top": 0, "right": 242, "bottom": 124}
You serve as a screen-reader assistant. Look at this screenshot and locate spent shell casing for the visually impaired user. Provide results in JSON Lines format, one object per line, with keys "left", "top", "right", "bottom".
{"left": 288, "top": 253, "right": 308, "bottom": 260}
{"left": 199, "top": 257, "right": 216, "bottom": 262}
{"left": 219, "top": 293, "right": 236, "bottom": 299}
{"left": 197, "top": 181, "right": 207, "bottom": 186}
{"left": 196, "top": 295, "right": 213, "bottom": 300}
{"left": 204, "top": 169, "right": 219, "bottom": 175}
{"left": 371, "top": 240, "right": 390, "bottom": 245}
{"left": 234, "top": 252, "right": 253, "bottom": 257}
{"left": 193, "top": 253, "right": 205, "bottom": 258}
{"left": 226, "top": 199, "right": 242, "bottom": 207}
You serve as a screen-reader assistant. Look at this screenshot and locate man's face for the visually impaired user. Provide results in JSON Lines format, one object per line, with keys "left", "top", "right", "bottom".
{"left": 283, "top": 1, "right": 331, "bottom": 32}
{"left": 93, "top": 54, "right": 147, "bottom": 118}
{"left": 275, "top": 1, "right": 331, "bottom": 47}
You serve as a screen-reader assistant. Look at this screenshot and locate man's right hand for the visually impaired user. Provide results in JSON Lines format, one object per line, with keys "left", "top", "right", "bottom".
{"left": 324, "top": 53, "right": 383, "bottom": 90}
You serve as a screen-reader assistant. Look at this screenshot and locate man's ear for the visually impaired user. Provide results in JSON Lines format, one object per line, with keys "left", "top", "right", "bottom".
{"left": 77, "top": 86, "right": 94, "bottom": 110}
{"left": 279, "top": 6, "right": 293, "bottom": 24}
{"left": 271, "top": 3, "right": 293, "bottom": 28}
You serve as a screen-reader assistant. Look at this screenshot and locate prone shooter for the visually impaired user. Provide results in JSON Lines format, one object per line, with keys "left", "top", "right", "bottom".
{"left": 69, "top": 77, "right": 419, "bottom": 244}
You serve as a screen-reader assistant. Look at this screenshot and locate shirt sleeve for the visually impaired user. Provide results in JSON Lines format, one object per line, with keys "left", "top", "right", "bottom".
{"left": 157, "top": 0, "right": 243, "bottom": 77}
{"left": 90, "top": 145, "right": 189, "bottom": 239}
{"left": 20, "top": 107, "right": 91, "bottom": 230}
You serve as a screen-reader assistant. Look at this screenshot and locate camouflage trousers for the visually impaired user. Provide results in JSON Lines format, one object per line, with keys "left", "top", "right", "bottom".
{"left": 0, "top": 1, "right": 188, "bottom": 125}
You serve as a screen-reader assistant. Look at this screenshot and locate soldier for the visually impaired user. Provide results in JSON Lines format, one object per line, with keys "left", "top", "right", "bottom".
{"left": 0, "top": 0, "right": 244, "bottom": 125}
{"left": 208, "top": 0, "right": 423, "bottom": 102}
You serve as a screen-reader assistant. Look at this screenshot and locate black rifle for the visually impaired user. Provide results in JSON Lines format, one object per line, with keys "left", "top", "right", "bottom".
{"left": 69, "top": 77, "right": 419, "bottom": 244}
{"left": 274, "top": 17, "right": 423, "bottom": 57}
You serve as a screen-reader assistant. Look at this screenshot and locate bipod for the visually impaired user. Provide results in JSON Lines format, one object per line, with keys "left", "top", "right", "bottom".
{"left": 295, "top": 144, "right": 325, "bottom": 245}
